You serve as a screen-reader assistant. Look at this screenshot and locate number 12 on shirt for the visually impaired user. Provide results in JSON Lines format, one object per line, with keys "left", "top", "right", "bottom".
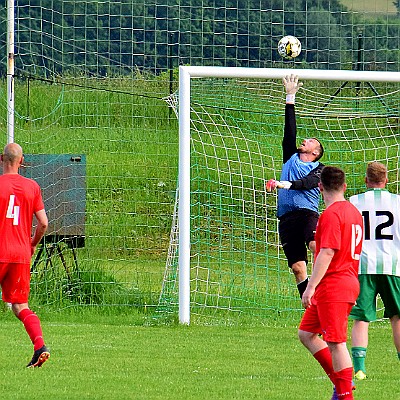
{"left": 351, "top": 223, "right": 363, "bottom": 260}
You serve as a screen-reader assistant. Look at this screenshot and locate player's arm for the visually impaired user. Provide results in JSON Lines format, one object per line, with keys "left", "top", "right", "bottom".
{"left": 290, "top": 163, "right": 324, "bottom": 190}
{"left": 282, "top": 104, "right": 297, "bottom": 163}
{"left": 282, "top": 74, "right": 303, "bottom": 163}
{"left": 266, "top": 164, "right": 323, "bottom": 192}
{"left": 31, "top": 209, "right": 48, "bottom": 256}
{"left": 301, "top": 247, "right": 335, "bottom": 308}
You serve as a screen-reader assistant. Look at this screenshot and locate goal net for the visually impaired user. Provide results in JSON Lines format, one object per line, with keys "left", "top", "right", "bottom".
{"left": 158, "top": 66, "right": 400, "bottom": 324}
{"left": 1, "top": 1, "right": 399, "bottom": 313}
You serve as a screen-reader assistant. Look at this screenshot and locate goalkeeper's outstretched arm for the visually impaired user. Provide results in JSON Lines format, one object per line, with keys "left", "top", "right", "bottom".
{"left": 282, "top": 74, "right": 303, "bottom": 163}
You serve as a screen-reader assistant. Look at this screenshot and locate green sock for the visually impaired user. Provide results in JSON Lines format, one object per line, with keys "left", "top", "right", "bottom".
{"left": 397, "top": 352, "right": 400, "bottom": 361}
{"left": 351, "top": 346, "right": 367, "bottom": 373}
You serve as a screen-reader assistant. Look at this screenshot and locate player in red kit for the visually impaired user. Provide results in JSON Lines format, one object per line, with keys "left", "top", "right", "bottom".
{"left": 0, "top": 143, "right": 50, "bottom": 367}
{"left": 298, "top": 166, "right": 363, "bottom": 400}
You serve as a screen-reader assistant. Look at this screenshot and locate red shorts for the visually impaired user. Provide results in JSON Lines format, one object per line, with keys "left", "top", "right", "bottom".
{"left": 299, "top": 301, "right": 353, "bottom": 343}
{"left": 0, "top": 262, "right": 31, "bottom": 304}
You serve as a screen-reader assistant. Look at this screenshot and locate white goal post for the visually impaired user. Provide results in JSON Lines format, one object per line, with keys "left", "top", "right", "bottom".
{"left": 178, "top": 66, "right": 400, "bottom": 325}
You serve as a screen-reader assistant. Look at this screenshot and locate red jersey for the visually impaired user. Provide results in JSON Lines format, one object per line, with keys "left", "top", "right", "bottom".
{"left": 314, "top": 200, "right": 363, "bottom": 303}
{"left": 0, "top": 174, "right": 45, "bottom": 263}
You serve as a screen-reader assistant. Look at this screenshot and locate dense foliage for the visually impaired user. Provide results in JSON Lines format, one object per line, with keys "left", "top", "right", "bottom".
{"left": 0, "top": 0, "right": 399, "bottom": 78}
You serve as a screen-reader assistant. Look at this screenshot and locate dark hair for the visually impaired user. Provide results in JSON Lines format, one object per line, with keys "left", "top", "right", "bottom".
{"left": 320, "top": 166, "right": 345, "bottom": 191}
{"left": 313, "top": 138, "right": 324, "bottom": 161}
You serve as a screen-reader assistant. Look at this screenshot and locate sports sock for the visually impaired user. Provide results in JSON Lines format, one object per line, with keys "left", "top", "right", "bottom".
{"left": 297, "top": 277, "right": 309, "bottom": 298}
{"left": 17, "top": 309, "right": 45, "bottom": 351}
{"left": 351, "top": 346, "right": 367, "bottom": 373}
{"left": 334, "top": 367, "right": 353, "bottom": 399}
{"left": 398, "top": 352, "right": 400, "bottom": 361}
{"left": 313, "top": 347, "right": 336, "bottom": 384}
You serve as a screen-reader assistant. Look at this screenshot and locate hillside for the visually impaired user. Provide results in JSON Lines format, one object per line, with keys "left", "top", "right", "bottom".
{"left": 341, "top": 0, "right": 397, "bottom": 13}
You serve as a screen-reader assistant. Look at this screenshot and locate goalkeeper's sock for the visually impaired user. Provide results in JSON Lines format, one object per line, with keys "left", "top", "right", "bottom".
{"left": 313, "top": 347, "right": 335, "bottom": 384}
{"left": 351, "top": 346, "right": 367, "bottom": 374}
{"left": 18, "top": 309, "right": 45, "bottom": 351}
{"left": 297, "top": 278, "right": 309, "bottom": 298}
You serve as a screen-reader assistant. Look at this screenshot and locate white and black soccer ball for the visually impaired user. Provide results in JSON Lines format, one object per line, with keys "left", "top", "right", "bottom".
{"left": 278, "top": 35, "right": 301, "bottom": 59}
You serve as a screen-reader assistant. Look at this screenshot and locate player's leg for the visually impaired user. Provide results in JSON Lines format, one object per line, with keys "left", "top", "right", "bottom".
{"left": 290, "top": 260, "right": 308, "bottom": 284}
{"left": 327, "top": 342, "right": 354, "bottom": 400}
{"left": 308, "top": 240, "right": 316, "bottom": 259}
{"left": 12, "top": 302, "right": 45, "bottom": 351}
{"left": 299, "top": 210, "right": 319, "bottom": 296}
{"left": 299, "top": 330, "right": 337, "bottom": 384}
{"left": 298, "top": 304, "right": 336, "bottom": 385}
{"left": 390, "top": 315, "right": 400, "bottom": 361}
{"left": 380, "top": 275, "right": 400, "bottom": 362}
{"left": 349, "top": 274, "right": 377, "bottom": 379}
{"left": 278, "top": 212, "right": 309, "bottom": 297}
{"left": 320, "top": 302, "right": 355, "bottom": 399}
{"left": 304, "top": 210, "right": 318, "bottom": 261}
{"left": 350, "top": 321, "right": 369, "bottom": 380}
{"left": 3, "top": 262, "right": 50, "bottom": 367}
{"left": 12, "top": 303, "right": 50, "bottom": 367}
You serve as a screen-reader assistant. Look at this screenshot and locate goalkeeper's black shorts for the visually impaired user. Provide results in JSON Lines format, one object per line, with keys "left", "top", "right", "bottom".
{"left": 278, "top": 209, "right": 319, "bottom": 268}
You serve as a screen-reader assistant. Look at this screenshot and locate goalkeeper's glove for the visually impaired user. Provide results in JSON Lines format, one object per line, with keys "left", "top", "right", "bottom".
{"left": 266, "top": 179, "right": 292, "bottom": 192}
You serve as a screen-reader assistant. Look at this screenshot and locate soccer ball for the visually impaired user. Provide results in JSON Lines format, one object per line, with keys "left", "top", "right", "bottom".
{"left": 278, "top": 35, "right": 301, "bottom": 59}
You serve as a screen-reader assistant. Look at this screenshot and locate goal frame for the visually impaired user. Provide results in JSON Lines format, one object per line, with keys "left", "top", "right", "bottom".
{"left": 178, "top": 66, "right": 400, "bottom": 324}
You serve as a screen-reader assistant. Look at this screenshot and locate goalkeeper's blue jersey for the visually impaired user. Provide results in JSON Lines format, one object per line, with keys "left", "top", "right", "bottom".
{"left": 277, "top": 153, "right": 320, "bottom": 218}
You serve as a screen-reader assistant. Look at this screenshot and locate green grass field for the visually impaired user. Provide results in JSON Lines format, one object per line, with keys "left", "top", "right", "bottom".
{"left": 0, "top": 308, "right": 397, "bottom": 400}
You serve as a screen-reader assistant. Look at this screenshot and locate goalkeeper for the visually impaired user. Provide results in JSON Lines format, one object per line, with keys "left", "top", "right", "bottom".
{"left": 266, "top": 74, "right": 324, "bottom": 297}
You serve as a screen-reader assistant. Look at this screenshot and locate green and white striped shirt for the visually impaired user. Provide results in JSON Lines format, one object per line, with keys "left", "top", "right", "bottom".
{"left": 350, "top": 189, "right": 400, "bottom": 276}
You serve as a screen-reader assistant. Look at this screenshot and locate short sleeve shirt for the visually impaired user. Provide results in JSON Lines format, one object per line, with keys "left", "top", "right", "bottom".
{"left": 277, "top": 153, "right": 320, "bottom": 217}
{"left": 313, "top": 201, "right": 363, "bottom": 303}
{"left": 0, "top": 174, "right": 45, "bottom": 263}
{"left": 350, "top": 189, "right": 400, "bottom": 276}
